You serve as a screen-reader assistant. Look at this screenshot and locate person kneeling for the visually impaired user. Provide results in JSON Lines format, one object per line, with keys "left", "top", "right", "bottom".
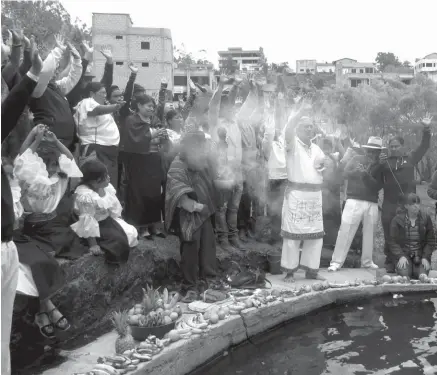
{"left": 71, "top": 159, "right": 138, "bottom": 264}
{"left": 165, "top": 131, "right": 217, "bottom": 303}
{"left": 388, "top": 193, "right": 435, "bottom": 280}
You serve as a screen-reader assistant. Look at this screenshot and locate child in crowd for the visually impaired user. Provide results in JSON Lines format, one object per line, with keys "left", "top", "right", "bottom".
{"left": 389, "top": 193, "right": 435, "bottom": 279}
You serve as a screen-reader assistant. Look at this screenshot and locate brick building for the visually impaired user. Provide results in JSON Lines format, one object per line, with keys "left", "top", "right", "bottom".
{"left": 92, "top": 13, "right": 173, "bottom": 98}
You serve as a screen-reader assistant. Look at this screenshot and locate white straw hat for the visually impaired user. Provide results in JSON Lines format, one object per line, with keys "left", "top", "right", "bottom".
{"left": 362, "top": 136, "right": 383, "bottom": 149}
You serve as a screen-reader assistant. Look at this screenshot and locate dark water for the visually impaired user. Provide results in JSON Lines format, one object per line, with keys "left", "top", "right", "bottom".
{"left": 193, "top": 293, "right": 437, "bottom": 375}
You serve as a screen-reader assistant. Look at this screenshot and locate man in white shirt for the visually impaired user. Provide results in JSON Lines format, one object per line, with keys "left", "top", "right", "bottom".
{"left": 281, "top": 115, "right": 326, "bottom": 282}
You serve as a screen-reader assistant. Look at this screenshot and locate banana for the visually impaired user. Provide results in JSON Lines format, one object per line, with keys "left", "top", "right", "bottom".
{"left": 132, "top": 353, "right": 152, "bottom": 362}
{"left": 126, "top": 365, "right": 138, "bottom": 371}
{"left": 138, "top": 342, "right": 154, "bottom": 349}
{"left": 155, "top": 338, "right": 164, "bottom": 348}
{"left": 94, "top": 364, "right": 120, "bottom": 375}
{"left": 136, "top": 348, "right": 154, "bottom": 355}
{"left": 190, "top": 327, "right": 204, "bottom": 334}
{"left": 104, "top": 356, "right": 126, "bottom": 364}
{"left": 122, "top": 349, "right": 135, "bottom": 358}
{"left": 130, "top": 359, "right": 140, "bottom": 365}
{"left": 92, "top": 370, "right": 112, "bottom": 375}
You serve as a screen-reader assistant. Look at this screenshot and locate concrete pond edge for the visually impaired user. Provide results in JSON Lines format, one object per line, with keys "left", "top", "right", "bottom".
{"left": 126, "top": 283, "right": 437, "bottom": 375}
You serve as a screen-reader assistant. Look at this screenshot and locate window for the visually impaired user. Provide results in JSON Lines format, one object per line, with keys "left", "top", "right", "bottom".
{"left": 116, "top": 35, "right": 123, "bottom": 40}
{"left": 174, "top": 76, "right": 188, "bottom": 86}
{"left": 116, "top": 62, "right": 123, "bottom": 66}
{"left": 360, "top": 69, "right": 364, "bottom": 73}
{"left": 142, "top": 62, "right": 149, "bottom": 67}
{"left": 351, "top": 68, "right": 356, "bottom": 73}
{"left": 141, "top": 41, "right": 150, "bottom": 50}
{"left": 426, "top": 63, "right": 432, "bottom": 67}
{"left": 300, "top": 69, "right": 304, "bottom": 72}
{"left": 365, "top": 68, "right": 374, "bottom": 73}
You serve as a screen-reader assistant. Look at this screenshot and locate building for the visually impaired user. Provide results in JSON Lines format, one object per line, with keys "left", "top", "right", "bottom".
{"left": 218, "top": 47, "right": 263, "bottom": 72}
{"left": 414, "top": 53, "right": 437, "bottom": 83}
{"left": 296, "top": 59, "right": 317, "bottom": 74}
{"left": 335, "top": 60, "right": 377, "bottom": 87}
{"left": 335, "top": 58, "right": 414, "bottom": 87}
{"left": 316, "top": 62, "right": 335, "bottom": 74}
{"left": 92, "top": 13, "right": 173, "bottom": 97}
{"left": 173, "top": 63, "right": 215, "bottom": 99}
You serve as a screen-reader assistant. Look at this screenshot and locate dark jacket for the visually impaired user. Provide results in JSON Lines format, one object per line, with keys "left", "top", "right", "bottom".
{"left": 428, "top": 170, "right": 437, "bottom": 201}
{"left": 120, "top": 113, "right": 161, "bottom": 154}
{"left": 113, "top": 72, "right": 137, "bottom": 129}
{"left": 344, "top": 155, "right": 384, "bottom": 203}
{"left": 381, "top": 129, "right": 431, "bottom": 203}
{"left": 1, "top": 74, "right": 37, "bottom": 242}
{"left": 388, "top": 210, "right": 435, "bottom": 263}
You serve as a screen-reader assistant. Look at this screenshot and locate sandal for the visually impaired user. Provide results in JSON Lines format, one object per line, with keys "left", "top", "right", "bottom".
{"left": 35, "top": 312, "right": 56, "bottom": 339}
{"left": 48, "top": 308, "right": 71, "bottom": 331}
{"left": 181, "top": 290, "right": 199, "bottom": 303}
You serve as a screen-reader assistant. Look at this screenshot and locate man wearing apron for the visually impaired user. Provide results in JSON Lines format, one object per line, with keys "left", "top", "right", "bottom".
{"left": 281, "top": 116, "right": 326, "bottom": 282}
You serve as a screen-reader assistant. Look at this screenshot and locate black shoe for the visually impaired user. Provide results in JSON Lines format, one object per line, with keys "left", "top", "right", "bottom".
{"left": 230, "top": 237, "right": 246, "bottom": 250}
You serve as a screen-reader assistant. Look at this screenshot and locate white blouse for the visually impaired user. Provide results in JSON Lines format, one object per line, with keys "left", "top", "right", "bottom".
{"left": 13, "top": 149, "right": 83, "bottom": 214}
{"left": 74, "top": 98, "right": 120, "bottom": 146}
{"left": 71, "top": 184, "right": 138, "bottom": 247}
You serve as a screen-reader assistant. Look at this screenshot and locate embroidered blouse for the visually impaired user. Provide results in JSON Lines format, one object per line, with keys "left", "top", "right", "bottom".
{"left": 13, "top": 149, "right": 82, "bottom": 214}
{"left": 71, "top": 184, "right": 123, "bottom": 238}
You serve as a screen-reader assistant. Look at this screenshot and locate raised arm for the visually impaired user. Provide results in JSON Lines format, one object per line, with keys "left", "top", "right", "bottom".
{"left": 1, "top": 31, "right": 22, "bottom": 89}
{"left": 119, "top": 63, "right": 138, "bottom": 119}
{"left": 236, "top": 79, "right": 258, "bottom": 123}
{"left": 56, "top": 42, "right": 82, "bottom": 95}
{"left": 208, "top": 74, "right": 226, "bottom": 129}
{"left": 32, "top": 34, "right": 66, "bottom": 98}
{"left": 181, "top": 80, "right": 197, "bottom": 121}
{"left": 409, "top": 115, "right": 432, "bottom": 165}
{"left": 99, "top": 46, "right": 114, "bottom": 93}
{"left": 2, "top": 48, "right": 42, "bottom": 142}
{"left": 18, "top": 35, "right": 33, "bottom": 77}
{"left": 19, "top": 124, "right": 45, "bottom": 154}
{"left": 88, "top": 101, "right": 125, "bottom": 117}
{"left": 261, "top": 102, "right": 276, "bottom": 161}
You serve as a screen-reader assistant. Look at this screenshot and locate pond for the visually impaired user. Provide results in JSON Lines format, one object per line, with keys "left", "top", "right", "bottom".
{"left": 192, "top": 293, "right": 437, "bottom": 375}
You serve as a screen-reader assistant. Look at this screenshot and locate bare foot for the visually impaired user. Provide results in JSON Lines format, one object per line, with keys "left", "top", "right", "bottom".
{"left": 306, "top": 272, "right": 326, "bottom": 281}
{"left": 284, "top": 273, "right": 295, "bottom": 283}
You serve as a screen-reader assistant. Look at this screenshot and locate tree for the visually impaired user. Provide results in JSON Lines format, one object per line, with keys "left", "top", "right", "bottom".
{"left": 375, "top": 52, "right": 401, "bottom": 72}
{"left": 403, "top": 60, "right": 412, "bottom": 68}
{"left": 173, "top": 45, "right": 213, "bottom": 67}
{"left": 1, "top": 0, "right": 91, "bottom": 57}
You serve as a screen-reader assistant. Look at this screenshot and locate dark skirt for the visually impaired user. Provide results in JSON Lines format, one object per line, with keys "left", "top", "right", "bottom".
{"left": 97, "top": 216, "right": 130, "bottom": 263}
{"left": 124, "top": 152, "right": 163, "bottom": 226}
{"left": 13, "top": 213, "right": 87, "bottom": 300}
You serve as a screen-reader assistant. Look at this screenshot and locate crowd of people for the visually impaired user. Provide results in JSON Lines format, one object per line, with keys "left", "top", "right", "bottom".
{"left": 1, "top": 28, "right": 437, "bottom": 375}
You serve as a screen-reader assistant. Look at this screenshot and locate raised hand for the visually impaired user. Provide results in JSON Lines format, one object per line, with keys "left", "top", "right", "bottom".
{"left": 422, "top": 258, "right": 430, "bottom": 271}
{"left": 54, "top": 34, "right": 67, "bottom": 51}
{"left": 11, "top": 29, "right": 22, "bottom": 45}
{"left": 29, "top": 47, "right": 43, "bottom": 75}
{"left": 22, "top": 35, "right": 30, "bottom": 50}
{"left": 100, "top": 46, "right": 113, "bottom": 63}
{"left": 128, "top": 62, "right": 138, "bottom": 74}
{"left": 188, "top": 79, "right": 196, "bottom": 90}
{"left": 421, "top": 112, "right": 433, "bottom": 128}
{"left": 66, "top": 42, "right": 81, "bottom": 59}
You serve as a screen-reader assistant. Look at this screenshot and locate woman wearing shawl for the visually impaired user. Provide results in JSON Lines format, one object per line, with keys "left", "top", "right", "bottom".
{"left": 165, "top": 131, "right": 217, "bottom": 303}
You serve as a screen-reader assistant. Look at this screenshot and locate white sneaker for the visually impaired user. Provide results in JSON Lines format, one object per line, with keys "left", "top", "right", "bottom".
{"left": 363, "top": 263, "right": 379, "bottom": 269}
{"left": 328, "top": 264, "right": 340, "bottom": 272}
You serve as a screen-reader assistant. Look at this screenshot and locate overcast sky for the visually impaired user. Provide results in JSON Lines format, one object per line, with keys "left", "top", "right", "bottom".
{"left": 62, "top": 0, "right": 436, "bottom": 69}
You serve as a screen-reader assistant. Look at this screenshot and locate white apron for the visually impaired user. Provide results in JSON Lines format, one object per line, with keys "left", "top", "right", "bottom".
{"left": 281, "top": 183, "right": 324, "bottom": 240}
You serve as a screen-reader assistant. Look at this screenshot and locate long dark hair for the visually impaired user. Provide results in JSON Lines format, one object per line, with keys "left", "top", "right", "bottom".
{"left": 80, "top": 159, "right": 108, "bottom": 188}
{"left": 132, "top": 93, "right": 154, "bottom": 112}
{"left": 86, "top": 82, "right": 104, "bottom": 98}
